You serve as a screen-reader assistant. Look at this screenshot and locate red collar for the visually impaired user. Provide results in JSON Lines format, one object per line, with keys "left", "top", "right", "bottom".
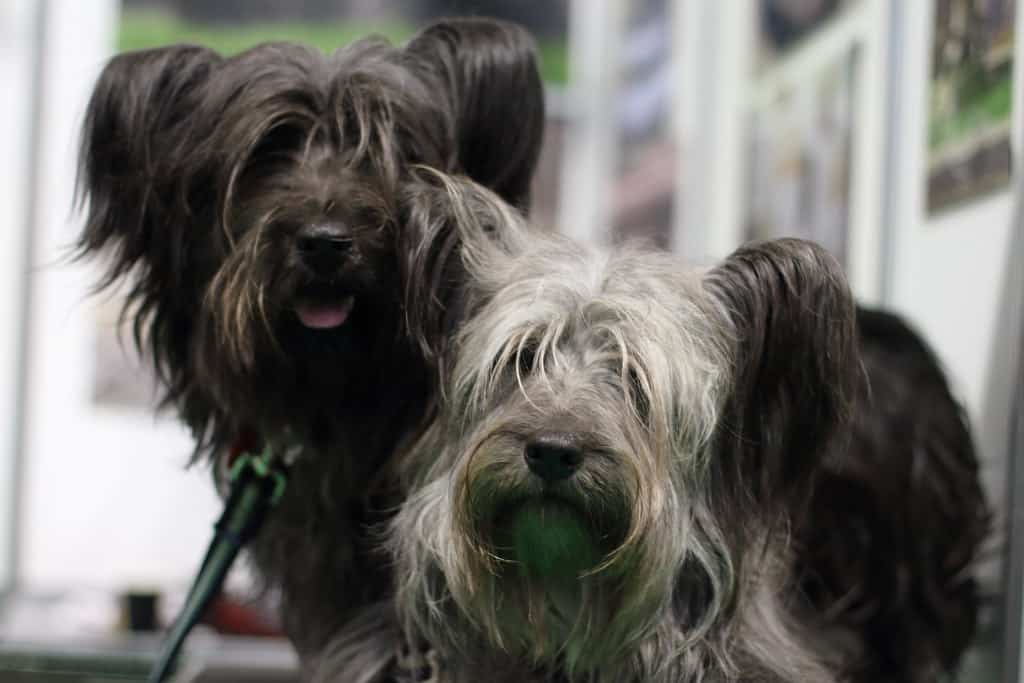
{"left": 227, "top": 428, "right": 262, "bottom": 467}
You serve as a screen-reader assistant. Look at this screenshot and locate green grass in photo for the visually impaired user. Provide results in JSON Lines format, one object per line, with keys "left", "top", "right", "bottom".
{"left": 929, "top": 65, "right": 1013, "bottom": 150}
{"left": 117, "top": 8, "right": 569, "bottom": 85}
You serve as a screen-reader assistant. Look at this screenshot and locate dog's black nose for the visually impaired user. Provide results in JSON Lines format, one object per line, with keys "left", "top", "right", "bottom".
{"left": 296, "top": 223, "right": 353, "bottom": 274}
{"left": 524, "top": 435, "right": 583, "bottom": 482}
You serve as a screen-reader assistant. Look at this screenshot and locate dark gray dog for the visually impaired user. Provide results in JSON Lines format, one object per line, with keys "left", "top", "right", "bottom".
{"left": 74, "top": 19, "right": 544, "bottom": 672}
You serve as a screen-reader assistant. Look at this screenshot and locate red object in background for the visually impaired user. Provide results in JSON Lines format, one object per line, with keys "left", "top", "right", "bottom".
{"left": 228, "top": 428, "right": 262, "bottom": 467}
{"left": 201, "top": 594, "right": 283, "bottom": 638}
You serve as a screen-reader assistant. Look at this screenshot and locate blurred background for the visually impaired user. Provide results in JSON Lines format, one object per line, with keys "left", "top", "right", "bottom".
{"left": 0, "top": 0, "right": 1022, "bottom": 680}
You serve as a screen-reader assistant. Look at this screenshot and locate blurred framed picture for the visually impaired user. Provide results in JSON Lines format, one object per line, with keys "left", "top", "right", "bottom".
{"left": 745, "top": 44, "right": 859, "bottom": 268}
{"left": 927, "top": 0, "right": 1015, "bottom": 214}
{"left": 117, "top": 0, "right": 569, "bottom": 85}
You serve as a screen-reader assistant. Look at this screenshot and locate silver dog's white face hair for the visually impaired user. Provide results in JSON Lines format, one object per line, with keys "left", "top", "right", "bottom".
{"left": 452, "top": 238, "right": 729, "bottom": 453}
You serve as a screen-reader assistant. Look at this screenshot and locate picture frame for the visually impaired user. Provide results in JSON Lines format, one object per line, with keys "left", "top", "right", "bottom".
{"left": 927, "top": 0, "right": 1015, "bottom": 214}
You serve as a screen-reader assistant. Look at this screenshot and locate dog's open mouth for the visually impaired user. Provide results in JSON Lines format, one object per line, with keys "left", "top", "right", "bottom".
{"left": 294, "top": 295, "right": 355, "bottom": 330}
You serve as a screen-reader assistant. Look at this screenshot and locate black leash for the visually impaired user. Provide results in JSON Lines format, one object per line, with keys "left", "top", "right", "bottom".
{"left": 146, "top": 444, "right": 292, "bottom": 683}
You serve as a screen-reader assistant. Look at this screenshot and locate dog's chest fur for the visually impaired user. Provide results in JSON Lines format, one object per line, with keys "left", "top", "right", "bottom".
{"left": 247, "top": 399, "right": 424, "bottom": 658}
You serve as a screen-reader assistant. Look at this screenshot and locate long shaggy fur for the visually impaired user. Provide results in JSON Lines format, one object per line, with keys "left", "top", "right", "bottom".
{"left": 349, "top": 175, "right": 862, "bottom": 682}
{"left": 324, "top": 176, "right": 990, "bottom": 683}
{"left": 73, "top": 19, "right": 544, "bottom": 666}
{"left": 796, "top": 306, "right": 991, "bottom": 682}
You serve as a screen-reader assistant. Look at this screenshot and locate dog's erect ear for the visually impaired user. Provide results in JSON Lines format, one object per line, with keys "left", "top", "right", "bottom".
{"left": 703, "top": 239, "right": 859, "bottom": 513}
{"left": 405, "top": 18, "right": 545, "bottom": 211}
{"left": 76, "top": 45, "right": 221, "bottom": 415}
{"left": 399, "top": 170, "right": 527, "bottom": 371}
{"left": 77, "top": 45, "right": 220, "bottom": 289}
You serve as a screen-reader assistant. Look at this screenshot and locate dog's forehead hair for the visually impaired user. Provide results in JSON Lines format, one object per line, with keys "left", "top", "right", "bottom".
{"left": 215, "top": 38, "right": 423, "bottom": 114}
{"left": 208, "top": 39, "right": 449, "bottom": 191}
{"left": 455, "top": 240, "right": 730, "bottom": 442}
{"left": 478, "top": 243, "right": 711, "bottom": 359}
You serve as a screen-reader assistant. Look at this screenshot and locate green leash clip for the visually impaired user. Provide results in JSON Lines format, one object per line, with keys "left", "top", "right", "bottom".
{"left": 146, "top": 442, "right": 295, "bottom": 683}
{"left": 228, "top": 444, "right": 289, "bottom": 506}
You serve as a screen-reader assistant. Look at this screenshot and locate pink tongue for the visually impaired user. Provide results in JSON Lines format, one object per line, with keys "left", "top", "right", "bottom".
{"left": 295, "top": 297, "right": 354, "bottom": 329}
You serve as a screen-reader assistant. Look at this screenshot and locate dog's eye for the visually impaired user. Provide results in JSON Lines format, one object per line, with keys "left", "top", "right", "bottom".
{"left": 516, "top": 344, "right": 537, "bottom": 376}
{"left": 627, "top": 367, "right": 651, "bottom": 424}
{"left": 251, "top": 123, "right": 307, "bottom": 164}
{"left": 486, "top": 343, "right": 536, "bottom": 385}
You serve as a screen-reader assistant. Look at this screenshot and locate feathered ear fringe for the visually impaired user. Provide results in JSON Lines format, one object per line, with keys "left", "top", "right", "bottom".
{"left": 76, "top": 45, "right": 223, "bottom": 450}
{"left": 398, "top": 170, "right": 529, "bottom": 378}
{"left": 405, "top": 17, "right": 546, "bottom": 212}
{"left": 76, "top": 45, "right": 221, "bottom": 294}
{"left": 704, "top": 238, "right": 859, "bottom": 514}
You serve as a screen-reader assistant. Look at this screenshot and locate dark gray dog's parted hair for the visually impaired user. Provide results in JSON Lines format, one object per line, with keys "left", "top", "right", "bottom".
{"left": 73, "top": 19, "right": 544, "bottom": 669}
{"left": 344, "top": 173, "right": 859, "bottom": 682}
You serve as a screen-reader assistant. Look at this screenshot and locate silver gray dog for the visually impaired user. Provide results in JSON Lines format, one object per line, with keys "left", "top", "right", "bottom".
{"left": 314, "top": 174, "right": 985, "bottom": 682}
{"left": 365, "top": 174, "right": 859, "bottom": 683}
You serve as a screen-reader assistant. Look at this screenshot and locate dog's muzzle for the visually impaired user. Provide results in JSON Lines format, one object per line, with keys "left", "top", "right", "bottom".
{"left": 292, "top": 222, "right": 358, "bottom": 330}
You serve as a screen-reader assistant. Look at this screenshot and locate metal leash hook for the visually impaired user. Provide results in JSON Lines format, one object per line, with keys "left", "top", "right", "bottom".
{"left": 146, "top": 440, "right": 297, "bottom": 683}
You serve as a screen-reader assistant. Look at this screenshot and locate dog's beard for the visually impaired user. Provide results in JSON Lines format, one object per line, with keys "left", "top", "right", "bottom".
{"left": 459, "top": 426, "right": 627, "bottom": 576}
{"left": 418, "top": 412, "right": 701, "bottom": 674}
{"left": 498, "top": 498, "right": 601, "bottom": 580}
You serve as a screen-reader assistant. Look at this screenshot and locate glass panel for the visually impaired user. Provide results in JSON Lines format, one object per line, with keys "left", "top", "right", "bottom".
{"left": 745, "top": 44, "right": 857, "bottom": 268}
{"left": 610, "top": 0, "right": 677, "bottom": 250}
{"left": 757, "top": 0, "right": 857, "bottom": 68}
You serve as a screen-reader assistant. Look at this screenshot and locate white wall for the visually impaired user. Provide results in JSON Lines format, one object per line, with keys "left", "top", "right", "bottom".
{"left": 0, "top": 0, "right": 40, "bottom": 591}
{"left": 19, "top": 0, "right": 225, "bottom": 592}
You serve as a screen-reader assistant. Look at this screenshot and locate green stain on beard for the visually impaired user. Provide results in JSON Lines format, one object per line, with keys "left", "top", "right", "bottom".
{"left": 503, "top": 499, "right": 601, "bottom": 579}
